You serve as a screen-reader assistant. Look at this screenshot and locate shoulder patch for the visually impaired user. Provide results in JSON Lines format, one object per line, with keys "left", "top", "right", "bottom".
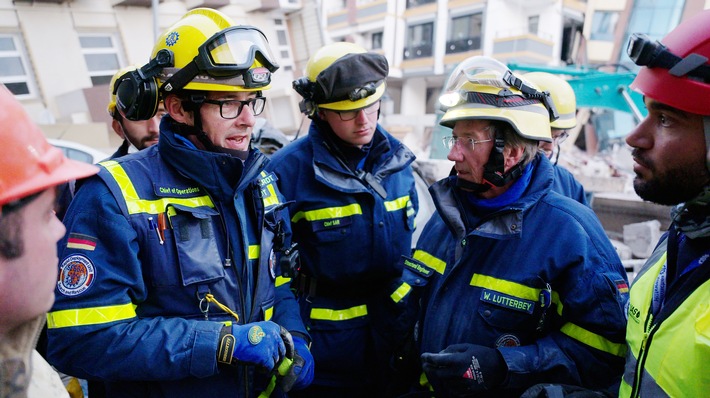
{"left": 57, "top": 255, "right": 96, "bottom": 296}
{"left": 66, "top": 233, "right": 97, "bottom": 251}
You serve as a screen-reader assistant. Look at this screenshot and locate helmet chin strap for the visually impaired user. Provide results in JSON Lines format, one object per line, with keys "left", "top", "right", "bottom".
{"left": 453, "top": 130, "right": 525, "bottom": 193}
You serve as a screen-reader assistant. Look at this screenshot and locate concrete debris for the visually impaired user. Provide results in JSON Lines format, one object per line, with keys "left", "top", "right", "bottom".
{"left": 623, "top": 220, "right": 662, "bottom": 259}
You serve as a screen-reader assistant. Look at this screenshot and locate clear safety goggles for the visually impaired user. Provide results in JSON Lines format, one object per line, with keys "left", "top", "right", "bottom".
{"left": 160, "top": 26, "right": 279, "bottom": 92}
{"left": 627, "top": 33, "right": 710, "bottom": 81}
{"left": 195, "top": 26, "right": 279, "bottom": 77}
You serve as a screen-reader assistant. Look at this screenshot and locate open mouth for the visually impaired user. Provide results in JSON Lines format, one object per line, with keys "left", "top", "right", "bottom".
{"left": 226, "top": 135, "right": 249, "bottom": 148}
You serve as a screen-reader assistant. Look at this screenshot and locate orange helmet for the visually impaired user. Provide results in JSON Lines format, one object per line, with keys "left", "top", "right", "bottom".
{"left": 0, "top": 86, "right": 98, "bottom": 211}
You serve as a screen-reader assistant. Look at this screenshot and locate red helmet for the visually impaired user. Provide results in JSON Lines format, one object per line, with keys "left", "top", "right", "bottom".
{"left": 0, "top": 86, "right": 98, "bottom": 209}
{"left": 628, "top": 10, "right": 710, "bottom": 115}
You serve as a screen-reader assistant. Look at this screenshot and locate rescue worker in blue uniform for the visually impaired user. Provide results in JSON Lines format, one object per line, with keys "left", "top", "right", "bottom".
{"left": 394, "top": 56, "right": 629, "bottom": 397}
{"left": 620, "top": 10, "right": 710, "bottom": 397}
{"left": 525, "top": 72, "right": 590, "bottom": 207}
{"left": 266, "top": 42, "right": 418, "bottom": 397}
{"left": 45, "top": 9, "right": 312, "bottom": 397}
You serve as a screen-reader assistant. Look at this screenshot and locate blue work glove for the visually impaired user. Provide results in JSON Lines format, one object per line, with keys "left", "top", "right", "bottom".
{"left": 290, "top": 336, "right": 314, "bottom": 390}
{"left": 421, "top": 343, "right": 507, "bottom": 397}
{"left": 217, "top": 321, "right": 286, "bottom": 370}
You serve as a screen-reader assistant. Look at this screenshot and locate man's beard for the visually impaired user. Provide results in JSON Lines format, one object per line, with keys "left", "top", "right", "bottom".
{"left": 632, "top": 150, "right": 710, "bottom": 205}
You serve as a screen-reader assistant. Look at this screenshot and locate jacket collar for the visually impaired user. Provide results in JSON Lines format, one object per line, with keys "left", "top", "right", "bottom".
{"left": 308, "top": 120, "right": 415, "bottom": 193}
{"left": 159, "top": 117, "right": 267, "bottom": 198}
{"left": 430, "top": 153, "right": 554, "bottom": 239}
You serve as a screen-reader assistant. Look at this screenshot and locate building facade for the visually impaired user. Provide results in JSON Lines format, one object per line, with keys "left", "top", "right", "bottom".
{"left": 0, "top": 0, "right": 312, "bottom": 151}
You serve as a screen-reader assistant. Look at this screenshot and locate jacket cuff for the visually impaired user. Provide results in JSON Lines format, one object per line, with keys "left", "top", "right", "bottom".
{"left": 189, "top": 322, "right": 224, "bottom": 378}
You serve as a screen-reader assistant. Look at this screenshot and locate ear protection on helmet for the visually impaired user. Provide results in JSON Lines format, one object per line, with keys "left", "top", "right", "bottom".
{"left": 115, "top": 49, "right": 174, "bottom": 121}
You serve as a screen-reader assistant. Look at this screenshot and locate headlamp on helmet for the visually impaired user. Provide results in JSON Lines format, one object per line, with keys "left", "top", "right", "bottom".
{"left": 439, "top": 56, "right": 555, "bottom": 142}
{"left": 627, "top": 32, "right": 710, "bottom": 81}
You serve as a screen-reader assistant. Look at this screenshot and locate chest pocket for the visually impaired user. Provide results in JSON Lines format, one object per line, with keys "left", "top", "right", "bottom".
{"left": 310, "top": 216, "right": 353, "bottom": 243}
{"left": 477, "top": 288, "right": 538, "bottom": 335}
{"left": 169, "top": 204, "right": 225, "bottom": 286}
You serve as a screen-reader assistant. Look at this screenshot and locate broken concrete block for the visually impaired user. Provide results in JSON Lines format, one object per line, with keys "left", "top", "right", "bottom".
{"left": 623, "top": 220, "right": 662, "bottom": 259}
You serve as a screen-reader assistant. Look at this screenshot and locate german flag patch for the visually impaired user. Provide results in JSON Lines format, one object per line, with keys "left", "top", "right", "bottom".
{"left": 67, "top": 233, "right": 97, "bottom": 251}
{"left": 615, "top": 279, "right": 629, "bottom": 294}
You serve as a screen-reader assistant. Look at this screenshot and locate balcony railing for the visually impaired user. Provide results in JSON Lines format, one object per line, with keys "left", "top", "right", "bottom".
{"left": 403, "top": 43, "right": 433, "bottom": 59}
{"left": 445, "top": 36, "right": 482, "bottom": 54}
{"left": 406, "top": 0, "right": 436, "bottom": 9}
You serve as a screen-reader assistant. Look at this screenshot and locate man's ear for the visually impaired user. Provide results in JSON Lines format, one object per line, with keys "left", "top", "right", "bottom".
{"left": 503, "top": 145, "right": 524, "bottom": 172}
{"left": 164, "top": 94, "right": 192, "bottom": 125}
{"left": 111, "top": 119, "right": 126, "bottom": 139}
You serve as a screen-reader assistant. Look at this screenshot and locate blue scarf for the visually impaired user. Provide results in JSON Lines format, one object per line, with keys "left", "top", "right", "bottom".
{"left": 467, "top": 161, "right": 534, "bottom": 212}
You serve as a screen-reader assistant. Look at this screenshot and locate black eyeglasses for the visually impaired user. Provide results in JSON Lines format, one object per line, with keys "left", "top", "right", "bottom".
{"left": 329, "top": 101, "right": 380, "bottom": 121}
{"left": 203, "top": 96, "right": 266, "bottom": 119}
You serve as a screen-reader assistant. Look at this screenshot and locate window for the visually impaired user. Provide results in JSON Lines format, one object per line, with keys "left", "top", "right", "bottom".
{"left": 446, "top": 13, "right": 482, "bottom": 54}
{"left": 591, "top": 11, "right": 619, "bottom": 41}
{"left": 404, "top": 22, "right": 434, "bottom": 59}
{"left": 371, "top": 31, "right": 383, "bottom": 50}
{"left": 273, "top": 19, "right": 293, "bottom": 72}
{"left": 406, "top": 0, "right": 436, "bottom": 8}
{"left": 0, "top": 34, "right": 35, "bottom": 97}
{"left": 79, "top": 34, "right": 122, "bottom": 86}
{"left": 528, "top": 15, "right": 539, "bottom": 35}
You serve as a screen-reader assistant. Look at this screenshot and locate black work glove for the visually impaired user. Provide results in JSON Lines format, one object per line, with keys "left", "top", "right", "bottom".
{"left": 421, "top": 343, "right": 507, "bottom": 397}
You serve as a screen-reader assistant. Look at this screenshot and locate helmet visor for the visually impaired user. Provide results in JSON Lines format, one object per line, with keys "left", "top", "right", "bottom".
{"left": 196, "top": 26, "right": 279, "bottom": 77}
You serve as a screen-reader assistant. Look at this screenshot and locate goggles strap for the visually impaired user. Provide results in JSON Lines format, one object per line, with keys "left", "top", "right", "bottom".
{"left": 161, "top": 61, "right": 200, "bottom": 93}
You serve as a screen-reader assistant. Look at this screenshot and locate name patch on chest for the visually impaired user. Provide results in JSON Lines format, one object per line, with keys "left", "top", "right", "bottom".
{"left": 155, "top": 184, "right": 202, "bottom": 197}
{"left": 480, "top": 289, "right": 535, "bottom": 314}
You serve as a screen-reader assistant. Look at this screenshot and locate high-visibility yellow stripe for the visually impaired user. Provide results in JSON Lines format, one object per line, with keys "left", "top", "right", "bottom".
{"left": 265, "top": 306, "right": 273, "bottom": 321}
{"left": 291, "top": 203, "right": 362, "bottom": 223}
{"left": 259, "top": 171, "right": 280, "bottom": 208}
{"left": 275, "top": 276, "right": 291, "bottom": 287}
{"left": 101, "top": 161, "right": 214, "bottom": 215}
{"left": 390, "top": 282, "right": 412, "bottom": 303}
{"left": 47, "top": 303, "right": 137, "bottom": 329}
{"left": 413, "top": 250, "right": 446, "bottom": 275}
{"left": 470, "top": 274, "right": 564, "bottom": 315}
{"left": 248, "top": 245, "right": 260, "bottom": 260}
{"left": 384, "top": 195, "right": 410, "bottom": 212}
{"left": 310, "top": 305, "right": 368, "bottom": 321}
{"left": 561, "top": 322, "right": 627, "bottom": 357}
{"left": 470, "top": 274, "right": 539, "bottom": 301}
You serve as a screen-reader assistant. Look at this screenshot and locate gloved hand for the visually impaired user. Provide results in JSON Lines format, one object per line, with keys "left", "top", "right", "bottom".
{"left": 421, "top": 343, "right": 507, "bottom": 396}
{"left": 290, "top": 336, "right": 315, "bottom": 390}
{"left": 275, "top": 334, "right": 314, "bottom": 392}
{"left": 218, "top": 321, "right": 286, "bottom": 370}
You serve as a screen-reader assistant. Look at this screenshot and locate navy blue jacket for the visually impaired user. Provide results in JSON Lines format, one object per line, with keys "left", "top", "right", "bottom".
{"left": 266, "top": 120, "right": 417, "bottom": 390}
{"left": 551, "top": 164, "right": 589, "bottom": 207}
{"left": 407, "top": 154, "right": 627, "bottom": 397}
{"left": 47, "top": 118, "right": 306, "bottom": 397}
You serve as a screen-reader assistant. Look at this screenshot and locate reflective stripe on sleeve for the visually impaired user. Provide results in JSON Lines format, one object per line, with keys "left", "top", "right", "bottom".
{"left": 560, "top": 322, "right": 627, "bottom": 357}
{"left": 391, "top": 282, "right": 412, "bottom": 303}
{"left": 413, "top": 250, "right": 446, "bottom": 275}
{"left": 47, "top": 303, "right": 137, "bottom": 329}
